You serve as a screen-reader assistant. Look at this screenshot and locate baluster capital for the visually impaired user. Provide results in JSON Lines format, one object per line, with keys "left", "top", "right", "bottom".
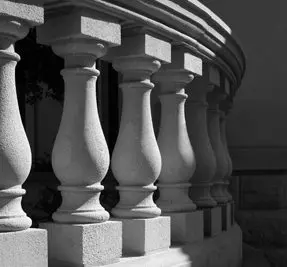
{"left": 153, "top": 46, "right": 202, "bottom": 90}
{"left": 37, "top": 7, "right": 121, "bottom": 47}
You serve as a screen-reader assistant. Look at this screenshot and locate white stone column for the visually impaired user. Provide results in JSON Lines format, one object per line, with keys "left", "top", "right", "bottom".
{"left": 207, "top": 79, "right": 229, "bottom": 204}
{"left": 109, "top": 30, "right": 171, "bottom": 255}
{"left": 153, "top": 47, "right": 204, "bottom": 244}
{"left": 37, "top": 8, "right": 122, "bottom": 266}
{"left": 0, "top": 3, "right": 47, "bottom": 267}
{"left": 186, "top": 65, "right": 218, "bottom": 208}
{"left": 154, "top": 48, "right": 202, "bottom": 212}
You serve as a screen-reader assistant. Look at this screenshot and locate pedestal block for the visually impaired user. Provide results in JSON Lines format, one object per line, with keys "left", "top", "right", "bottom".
{"left": 41, "top": 221, "right": 122, "bottom": 266}
{"left": 167, "top": 211, "right": 204, "bottom": 244}
{"left": 120, "top": 216, "right": 170, "bottom": 256}
{"left": 231, "top": 200, "right": 236, "bottom": 225}
{"left": 220, "top": 202, "right": 232, "bottom": 231}
{"left": 203, "top": 207, "right": 222, "bottom": 237}
{"left": 0, "top": 229, "right": 47, "bottom": 267}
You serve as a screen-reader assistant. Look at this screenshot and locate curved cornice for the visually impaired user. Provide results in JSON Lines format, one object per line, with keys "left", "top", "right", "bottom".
{"left": 43, "top": 0, "right": 246, "bottom": 90}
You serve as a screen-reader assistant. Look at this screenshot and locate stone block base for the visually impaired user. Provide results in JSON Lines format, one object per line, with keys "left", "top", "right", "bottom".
{"left": 231, "top": 200, "right": 235, "bottom": 225}
{"left": 166, "top": 210, "right": 204, "bottom": 244}
{"left": 41, "top": 221, "right": 122, "bottom": 266}
{"left": 221, "top": 203, "right": 232, "bottom": 231}
{"left": 202, "top": 206, "right": 222, "bottom": 237}
{"left": 110, "top": 224, "right": 242, "bottom": 267}
{"left": 119, "top": 216, "right": 170, "bottom": 256}
{"left": 0, "top": 228, "right": 47, "bottom": 267}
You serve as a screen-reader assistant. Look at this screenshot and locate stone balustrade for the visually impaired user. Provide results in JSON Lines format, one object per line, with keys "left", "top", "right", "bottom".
{"left": 0, "top": 0, "right": 245, "bottom": 266}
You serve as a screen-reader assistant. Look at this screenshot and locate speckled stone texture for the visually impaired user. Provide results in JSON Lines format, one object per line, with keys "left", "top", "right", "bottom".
{"left": 119, "top": 216, "right": 170, "bottom": 256}
{"left": 203, "top": 206, "right": 222, "bottom": 237}
{"left": 167, "top": 210, "right": 204, "bottom": 244}
{"left": 220, "top": 202, "right": 232, "bottom": 231}
{"left": 0, "top": 228, "right": 47, "bottom": 267}
{"left": 41, "top": 221, "right": 122, "bottom": 266}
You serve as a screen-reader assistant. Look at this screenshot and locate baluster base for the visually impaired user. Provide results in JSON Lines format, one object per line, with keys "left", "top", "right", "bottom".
{"left": 115, "top": 216, "right": 170, "bottom": 256}
{"left": 0, "top": 229, "right": 47, "bottom": 267}
{"left": 211, "top": 182, "right": 229, "bottom": 204}
{"left": 165, "top": 210, "right": 204, "bottom": 244}
{"left": 52, "top": 185, "right": 110, "bottom": 224}
{"left": 219, "top": 202, "right": 232, "bottom": 231}
{"left": 189, "top": 183, "right": 217, "bottom": 208}
{"left": 230, "top": 200, "right": 236, "bottom": 225}
{"left": 112, "top": 185, "right": 161, "bottom": 219}
{"left": 0, "top": 187, "right": 32, "bottom": 232}
{"left": 157, "top": 183, "right": 196, "bottom": 212}
{"left": 201, "top": 206, "right": 222, "bottom": 237}
{"left": 41, "top": 221, "right": 122, "bottom": 266}
{"left": 223, "top": 180, "right": 233, "bottom": 201}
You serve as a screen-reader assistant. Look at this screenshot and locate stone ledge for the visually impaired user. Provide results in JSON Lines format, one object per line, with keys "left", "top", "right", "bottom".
{"left": 107, "top": 224, "right": 242, "bottom": 267}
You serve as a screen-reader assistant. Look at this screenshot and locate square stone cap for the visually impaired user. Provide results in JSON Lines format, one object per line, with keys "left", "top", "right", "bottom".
{"left": 37, "top": 8, "right": 120, "bottom": 46}
{"left": 160, "top": 46, "right": 202, "bottom": 75}
{"left": 106, "top": 31, "right": 171, "bottom": 63}
{"left": 0, "top": 0, "right": 44, "bottom": 26}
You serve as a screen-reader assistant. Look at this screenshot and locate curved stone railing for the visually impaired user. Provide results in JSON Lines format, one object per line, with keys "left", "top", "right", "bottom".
{"left": 0, "top": 0, "right": 245, "bottom": 266}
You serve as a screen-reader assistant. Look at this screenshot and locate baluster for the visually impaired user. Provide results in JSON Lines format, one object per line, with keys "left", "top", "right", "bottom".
{"left": 186, "top": 65, "right": 217, "bottom": 207}
{"left": 154, "top": 47, "right": 201, "bottom": 212}
{"left": 0, "top": 19, "right": 32, "bottom": 233}
{"left": 37, "top": 8, "right": 122, "bottom": 266}
{"left": 154, "top": 47, "right": 204, "bottom": 243}
{"left": 0, "top": 5, "right": 48, "bottom": 267}
{"left": 110, "top": 30, "right": 171, "bottom": 255}
{"left": 220, "top": 94, "right": 233, "bottom": 201}
{"left": 208, "top": 73, "right": 229, "bottom": 204}
{"left": 218, "top": 78, "right": 234, "bottom": 230}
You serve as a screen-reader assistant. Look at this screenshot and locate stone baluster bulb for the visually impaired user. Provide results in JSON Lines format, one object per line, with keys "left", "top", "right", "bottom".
{"left": 186, "top": 69, "right": 218, "bottom": 207}
{"left": 0, "top": 19, "right": 32, "bottom": 232}
{"left": 154, "top": 49, "right": 202, "bottom": 212}
{"left": 51, "top": 41, "right": 110, "bottom": 223}
{"left": 207, "top": 89, "right": 229, "bottom": 204}
{"left": 111, "top": 56, "right": 162, "bottom": 218}
{"left": 220, "top": 103, "right": 233, "bottom": 201}
{"left": 109, "top": 32, "right": 171, "bottom": 219}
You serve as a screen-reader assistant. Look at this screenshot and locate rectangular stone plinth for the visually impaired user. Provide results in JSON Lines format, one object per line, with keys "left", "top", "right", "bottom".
{"left": 0, "top": 228, "right": 47, "bottom": 267}
{"left": 119, "top": 216, "right": 170, "bottom": 256}
{"left": 220, "top": 203, "right": 232, "bottom": 231}
{"left": 202, "top": 207, "right": 222, "bottom": 237}
{"left": 167, "top": 211, "right": 204, "bottom": 244}
{"left": 41, "top": 221, "right": 122, "bottom": 267}
{"left": 231, "top": 201, "right": 235, "bottom": 225}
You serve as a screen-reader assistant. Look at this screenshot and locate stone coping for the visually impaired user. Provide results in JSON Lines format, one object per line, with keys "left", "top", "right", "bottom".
{"left": 43, "top": 0, "right": 245, "bottom": 91}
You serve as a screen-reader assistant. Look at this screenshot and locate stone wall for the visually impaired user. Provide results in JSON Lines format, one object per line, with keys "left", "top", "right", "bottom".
{"left": 231, "top": 174, "right": 287, "bottom": 267}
